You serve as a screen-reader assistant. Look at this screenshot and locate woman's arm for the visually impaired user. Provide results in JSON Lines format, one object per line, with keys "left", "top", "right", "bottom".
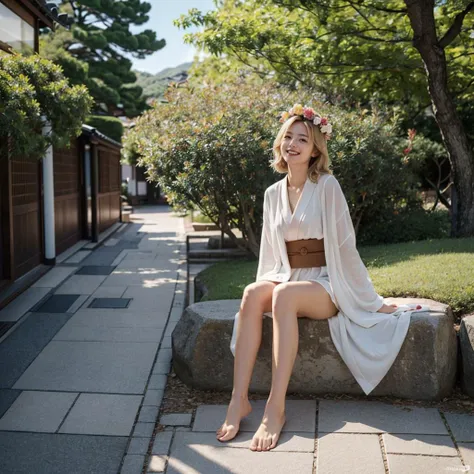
{"left": 256, "top": 189, "right": 278, "bottom": 281}
{"left": 323, "top": 176, "right": 389, "bottom": 313}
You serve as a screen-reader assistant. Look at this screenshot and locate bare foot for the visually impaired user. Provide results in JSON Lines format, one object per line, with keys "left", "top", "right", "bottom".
{"left": 216, "top": 397, "right": 252, "bottom": 442}
{"left": 249, "top": 406, "right": 286, "bottom": 452}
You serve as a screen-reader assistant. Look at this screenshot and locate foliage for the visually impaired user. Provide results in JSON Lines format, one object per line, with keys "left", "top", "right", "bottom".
{"left": 85, "top": 115, "right": 124, "bottom": 143}
{"left": 196, "top": 236, "right": 474, "bottom": 322}
{"left": 0, "top": 54, "right": 92, "bottom": 158}
{"left": 40, "top": 0, "right": 166, "bottom": 117}
{"left": 125, "top": 71, "right": 426, "bottom": 256}
{"left": 357, "top": 208, "right": 451, "bottom": 246}
{"left": 176, "top": 0, "right": 474, "bottom": 127}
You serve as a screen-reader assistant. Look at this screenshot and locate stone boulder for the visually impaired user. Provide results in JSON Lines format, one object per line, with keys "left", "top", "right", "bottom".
{"left": 459, "top": 315, "right": 474, "bottom": 397}
{"left": 172, "top": 297, "right": 458, "bottom": 401}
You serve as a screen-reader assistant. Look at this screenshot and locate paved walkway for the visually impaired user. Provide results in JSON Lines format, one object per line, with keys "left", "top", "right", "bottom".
{"left": 0, "top": 205, "right": 473, "bottom": 473}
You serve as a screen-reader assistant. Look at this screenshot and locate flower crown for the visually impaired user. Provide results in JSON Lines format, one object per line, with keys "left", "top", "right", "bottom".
{"left": 279, "top": 104, "right": 333, "bottom": 140}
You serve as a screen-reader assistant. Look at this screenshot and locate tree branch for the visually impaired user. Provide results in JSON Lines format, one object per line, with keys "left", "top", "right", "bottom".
{"left": 439, "top": 2, "right": 474, "bottom": 48}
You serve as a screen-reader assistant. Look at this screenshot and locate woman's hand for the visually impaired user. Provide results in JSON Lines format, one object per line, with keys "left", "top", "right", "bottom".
{"left": 376, "top": 303, "right": 398, "bottom": 314}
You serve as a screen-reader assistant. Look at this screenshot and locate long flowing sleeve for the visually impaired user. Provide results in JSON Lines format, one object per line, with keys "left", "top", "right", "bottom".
{"left": 256, "top": 189, "right": 280, "bottom": 281}
{"left": 321, "top": 175, "right": 385, "bottom": 327}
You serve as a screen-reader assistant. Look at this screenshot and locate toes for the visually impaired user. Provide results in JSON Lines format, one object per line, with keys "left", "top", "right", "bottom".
{"left": 269, "top": 435, "right": 278, "bottom": 450}
{"left": 218, "top": 429, "right": 235, "bottom": 442}
{"left": 249, "top": 438, "right": 257, "bottom": 451}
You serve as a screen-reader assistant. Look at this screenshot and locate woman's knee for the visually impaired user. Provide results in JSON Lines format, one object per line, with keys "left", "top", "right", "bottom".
{"left": 241, "top": 281, "right": 273, "bottom": 313}
{"left": 272, "top": 283, "right": 296, "bottom": 312}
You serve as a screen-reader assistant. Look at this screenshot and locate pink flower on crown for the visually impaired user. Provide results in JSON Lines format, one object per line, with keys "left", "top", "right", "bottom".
{"left": 303, "top": 107, "right": 315, "bottom": 120}
{"left": 320, "top": 117, "right": 328, "bottom": 126}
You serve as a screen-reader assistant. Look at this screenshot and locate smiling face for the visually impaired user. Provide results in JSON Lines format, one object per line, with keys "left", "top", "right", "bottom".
{"left": 280, "top": 121, "right": 316, "bottom": 166}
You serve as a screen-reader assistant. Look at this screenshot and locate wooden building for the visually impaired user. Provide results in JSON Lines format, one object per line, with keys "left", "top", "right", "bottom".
{"left": 0, "top": 1, "right": 122, "bottom": 288}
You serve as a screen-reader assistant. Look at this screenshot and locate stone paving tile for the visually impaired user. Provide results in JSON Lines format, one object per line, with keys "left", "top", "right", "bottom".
{"left": 177, "top": 431, "right": 314, "bottom": 452}
{"left": 55, "top": 275, "right": 106, "bottom": 295}
{"left": 317, "top": 432, "right": 385, "bottom": 474}
{"left": 387, "top": 454, "right": 465, "bottom": 474}
{"left": 152, "top": 363, "right": 171, "bottom": 375}
{"left": 0, "top": 391, "right": 77, "bottom": 433}
{"left": 160, "top": 413, "right": 192, "bottom": 426}
{"left": 161, "top": 337, "right": 172, "bottom": 348}
{"left": 167, "top": 433, "right": 314, "bottom": 474}
{"left": 0, "top": 432, "right": 127, "bottom": 474}
{"left": 80, "top": 248, "right": 123, "bottom": 265}
{"left": 444, "top": 412, "right": 474, "bottom": 441}
{"left": 53, "top": 325, "right": 164, "bottom": 343}
{"left": 383, "top": 433, "right": 458, "bottom": 456}
{"left": 59, "top": 393, "right": 142, "bottom": 436}
{"left": 88, "top": 297, "right": 132, "bottom": 309}
{"left": 133, "top": 422, "right": 155, "bottom": 438}
{"left": 92, "top": 285, "right": 127, "bottom": 298}
{"left": 0, "top": 389, "right": 21, "bottom": 418}
{"left": 143, "top": 389, "right": 164, "bottom": 406}
{"left": 64, "top": 309, "right": 169, "bottom": 328}
{"left": 318, "top": 400, "right": 447, "bottom": 434}
{"left": 193, "top": 400, "right": 317, "bottom": 433}
{"left": 121, "top": 454, "right": 146, "bottom": 474}
{"left": 458, "top": 443, "right": 474, "bottom": 469}
{"left": 32, "top": 266, "right": 78, "bottom": 288}
{"left": 157, "top": 348, "right": 173, "bottom": 364}
{"left": 13, "top": 341, "right": 157, "bottom": 393}
{"left": 139, "top": 406, "right": 160, "bottom": 423}
{"left": 0, "top": 312, "right": 72, "bottom": 388}
{"left": 76, "top": 265, "right": 117, "bottom": 275}
{"left": 149, "top": 374, "right": 168, "bottom": 390}
{"left": 128, "top": 437, "right": 150, "bottom": 455}
{"left": 64, "top": 250, "right": 92, "bottom": 264}
{"left": 0, "top": 287, "right": 51, "bottom": 322}
{"left": 147, "top": 454, "right": 167, "bottom": 472}
{"left": 152, "top": 431, "right": 173, "bottom": 455}
{"left": 66, "top": 294, "right": 89, "bottom": 313}
{"left": 32, "top": 294, "right": 80, "bottom": 313}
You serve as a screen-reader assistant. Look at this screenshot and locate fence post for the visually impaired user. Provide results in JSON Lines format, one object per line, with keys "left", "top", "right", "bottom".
{"left": 41, "top": 116, "right": 56, "bottom": 264}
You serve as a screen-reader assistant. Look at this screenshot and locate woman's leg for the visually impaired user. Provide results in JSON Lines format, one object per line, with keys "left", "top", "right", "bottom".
{"left": 250, "top": 281, "right": 338, "bottom": 452}
{"left": 216, "top": 280, "right": 277, "bottom": 442}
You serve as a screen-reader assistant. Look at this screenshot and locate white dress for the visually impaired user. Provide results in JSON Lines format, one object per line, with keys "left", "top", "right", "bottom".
{"left": 230, "top": 172, "right": 423, "bottom": 395}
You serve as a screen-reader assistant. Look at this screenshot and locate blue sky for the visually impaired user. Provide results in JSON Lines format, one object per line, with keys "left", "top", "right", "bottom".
{"left": 130, "top": 0, "right": 217, "bottom": 74}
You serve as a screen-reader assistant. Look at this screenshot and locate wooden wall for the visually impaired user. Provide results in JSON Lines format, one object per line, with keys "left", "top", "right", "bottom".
{"left": 10, "top": 157, "right": 42, "bottom": 278}
{"left": 97, "top": 146, "right": 121, "bottom": 232}
{"left": 53, "top": 140, "right": 82, "bottom": 255}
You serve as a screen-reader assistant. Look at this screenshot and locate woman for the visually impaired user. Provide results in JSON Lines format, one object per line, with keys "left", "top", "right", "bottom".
{"left": 216, "top": 104, "right": 412, "bottom": 452}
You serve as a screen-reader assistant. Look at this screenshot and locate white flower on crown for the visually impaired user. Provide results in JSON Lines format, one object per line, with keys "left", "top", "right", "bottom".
{"left": 313, "top": 116, "right": 322, "bottom": 126}
{"left": 320, "top": 124, "right": 332, "bottom": 134}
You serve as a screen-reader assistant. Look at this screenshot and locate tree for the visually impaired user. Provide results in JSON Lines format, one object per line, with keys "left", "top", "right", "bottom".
{"left": 40, "top": 0, "right": 165, "bottom": 117}
{"left": 176, "top": 0, "right": 474, "bottom": 237}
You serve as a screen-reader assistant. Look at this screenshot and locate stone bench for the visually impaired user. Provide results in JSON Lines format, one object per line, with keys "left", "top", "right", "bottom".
{"left": 171, "top": 297, "right": 459, "bottom": 401}
{"left": 460, "top": 314, "right": 474, "bottom": 397}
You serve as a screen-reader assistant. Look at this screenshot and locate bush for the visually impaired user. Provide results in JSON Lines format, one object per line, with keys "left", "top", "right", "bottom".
{"left": 358, "top": 208, "right": 451, "bottom": 246}
{"left": 0, "top": 54, "right": 92, "bottom": 158}
{"left": 85, "top": 115, "right": 124, "bottom": 143}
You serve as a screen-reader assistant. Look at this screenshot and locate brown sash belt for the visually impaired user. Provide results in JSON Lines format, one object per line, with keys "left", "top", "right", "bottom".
{"left": 285, "top": 238, "right": 326, "bottom": 268}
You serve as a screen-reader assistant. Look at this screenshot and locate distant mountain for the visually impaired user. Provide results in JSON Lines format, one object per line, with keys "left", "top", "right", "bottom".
{"left": 133, "top": 62, "right": 193, "bottom": 100}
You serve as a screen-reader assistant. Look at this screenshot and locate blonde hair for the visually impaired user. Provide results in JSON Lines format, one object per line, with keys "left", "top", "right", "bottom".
{"left": 271, "top": 115, "right": 332, "bottom": 183}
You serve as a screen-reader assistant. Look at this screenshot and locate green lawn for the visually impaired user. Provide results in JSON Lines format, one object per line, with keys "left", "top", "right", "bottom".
{"left": 196, "top": 237, "right": 474, "bottom": 321}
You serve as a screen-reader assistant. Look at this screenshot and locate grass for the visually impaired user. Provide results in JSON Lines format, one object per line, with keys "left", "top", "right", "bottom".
{"left": 196, "top": 236, "right": 474, "bottom": 321}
